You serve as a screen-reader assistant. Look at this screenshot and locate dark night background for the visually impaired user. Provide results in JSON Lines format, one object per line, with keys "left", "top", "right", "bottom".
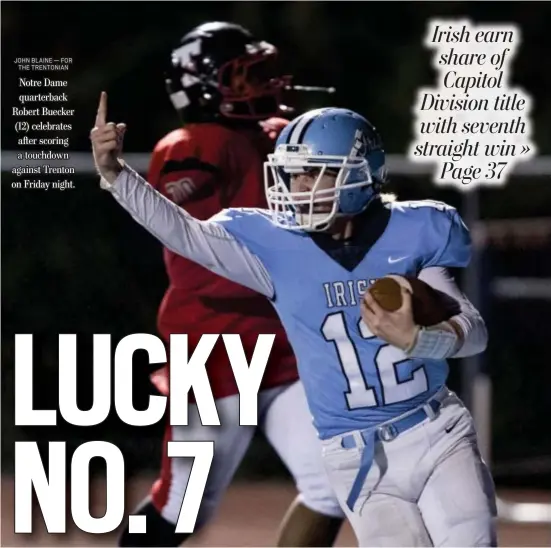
{"left": 2, "top": 0, "right": 550, "bottom": 515}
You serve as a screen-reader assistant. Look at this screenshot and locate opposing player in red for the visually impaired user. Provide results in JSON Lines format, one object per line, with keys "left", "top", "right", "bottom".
{"left": 117, "top": 22, "right": 345, "bottom": 547}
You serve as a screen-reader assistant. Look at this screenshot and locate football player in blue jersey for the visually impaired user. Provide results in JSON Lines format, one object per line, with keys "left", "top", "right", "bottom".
{"left": 92, "top": 94, "right": 497, "bottom": 547}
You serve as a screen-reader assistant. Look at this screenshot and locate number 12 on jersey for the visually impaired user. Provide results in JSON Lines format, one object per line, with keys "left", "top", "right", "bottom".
{"left": 321, "top": 312, "right": 428, "bottom": 409}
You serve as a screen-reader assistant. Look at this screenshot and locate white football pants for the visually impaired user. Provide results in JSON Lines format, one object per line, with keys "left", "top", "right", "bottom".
{"left": 321, "top": 390, "right": 497, "bottom": 547}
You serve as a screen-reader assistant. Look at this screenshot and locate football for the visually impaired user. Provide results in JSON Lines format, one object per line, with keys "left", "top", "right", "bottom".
{"left": 367, "top": 275, "right": 460, "bottom": 327}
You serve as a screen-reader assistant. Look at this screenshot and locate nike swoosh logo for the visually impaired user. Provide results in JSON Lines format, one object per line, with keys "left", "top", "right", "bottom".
{"left": 388, "top": 256, "right": 409, "bottom": 264}
{"left": 445, "top": 417, "right": 461, "bottom": 434}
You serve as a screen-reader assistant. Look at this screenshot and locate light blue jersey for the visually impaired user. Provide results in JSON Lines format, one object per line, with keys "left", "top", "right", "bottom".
{"left": 212, "top": 200, "right": 471, "bottom": 439}
{"left": 104, "top": 107, "right": 495, "bottom": 545}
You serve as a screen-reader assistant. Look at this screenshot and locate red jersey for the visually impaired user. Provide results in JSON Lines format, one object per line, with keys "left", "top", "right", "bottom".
{"left": 148, "top": 122, "right": 298, "bottom": 399}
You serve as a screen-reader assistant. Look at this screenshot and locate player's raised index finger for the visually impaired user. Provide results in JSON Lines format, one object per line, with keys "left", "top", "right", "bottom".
{"left": 95, "top": 92, "right": 107, "bottom": 127}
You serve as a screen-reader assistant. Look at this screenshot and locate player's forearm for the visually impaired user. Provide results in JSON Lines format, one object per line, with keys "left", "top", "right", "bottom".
{"left": 416, "top": 267, "right": 488, "bottom": 358}
{"left": 446, "top": 310, "right": 488, "bottom": 358}
{"left": 99, "top": 160, "right": 124, "bottom": 185}
{"left": 102, "top": 163, "right": 275, "bottom": 298}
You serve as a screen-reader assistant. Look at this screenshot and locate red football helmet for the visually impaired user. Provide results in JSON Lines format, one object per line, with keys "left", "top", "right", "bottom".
{"left": 166, "top": 21, "right": 292, "bottom": 123}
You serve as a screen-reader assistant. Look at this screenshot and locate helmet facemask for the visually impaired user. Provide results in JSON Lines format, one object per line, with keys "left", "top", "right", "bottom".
{"left": 168, "top": 39, "right": 291, "bottom": 121}
{"left": 264, "top": 144, "right": 374, "bottom": 231}
{"left": 217, "top": 43, "right": 292, "bottom": 119}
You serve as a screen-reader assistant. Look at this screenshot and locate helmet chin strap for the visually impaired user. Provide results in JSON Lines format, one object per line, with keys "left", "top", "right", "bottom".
{"left": 296, "top": 211, "right": 333, "bottom": 226}
{"left": 296, "top": 188, "right": 378, "bottom": 233}
{"left": 295, "top": 209, "right": 345, "bottom": 232}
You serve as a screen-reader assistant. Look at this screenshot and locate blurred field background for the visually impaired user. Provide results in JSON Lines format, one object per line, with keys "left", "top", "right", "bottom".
{"left": 2, "top": 1, "right": 550, "bottom": 546}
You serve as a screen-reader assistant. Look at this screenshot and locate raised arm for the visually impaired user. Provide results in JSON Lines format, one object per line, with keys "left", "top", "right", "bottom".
{"left": 90, "top": 92, "right": 274, "bottom": 298}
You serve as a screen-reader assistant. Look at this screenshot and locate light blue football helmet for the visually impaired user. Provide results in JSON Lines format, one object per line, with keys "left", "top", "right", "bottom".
{"left": 264, "top": 107, "right": 387, "bottom": 231}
